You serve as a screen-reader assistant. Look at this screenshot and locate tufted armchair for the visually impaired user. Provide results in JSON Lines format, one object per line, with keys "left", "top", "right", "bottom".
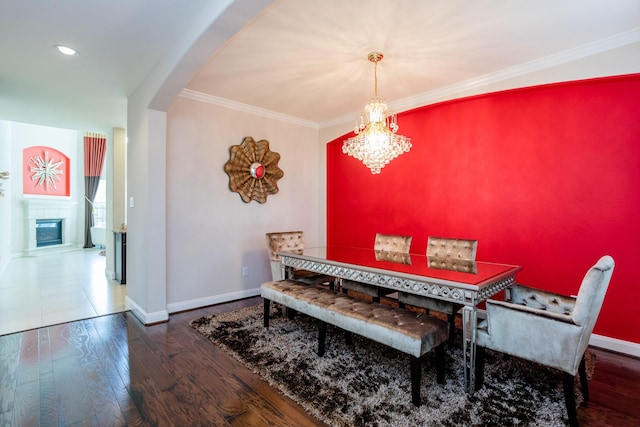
{"left": 475, "top": 255, "right": 615, "bottom": 427}
{"left": 341, "top": 233, "right": 413, "bottom": 303}
{"left": 265, "top": 231, "right": 332, "bottom": 285}
{"left": 398, "top": 237, "right": 478, "bottom": 343}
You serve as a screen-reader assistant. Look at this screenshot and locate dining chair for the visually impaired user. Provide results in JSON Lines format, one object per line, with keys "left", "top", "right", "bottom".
{"left": 373, "top": 233, "right": 412, "bottom": 253}
{"left": 474, "top": 255, "right": 614, "bottom": 427}
{"left": 265, "top": 231, "right": 333, "bottom": 286}
{"left": 341, "top": 233, "right": 412, "bottom": 303}
{"left": 398, "top": 236, "right": 478, "bottom": 343}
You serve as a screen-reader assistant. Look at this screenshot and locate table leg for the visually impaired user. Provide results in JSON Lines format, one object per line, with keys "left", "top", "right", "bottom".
{"left": 462, "top": 306, "right": 478, "bottom": 394}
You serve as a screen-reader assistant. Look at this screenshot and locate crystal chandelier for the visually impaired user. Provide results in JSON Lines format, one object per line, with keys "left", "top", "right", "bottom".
{"left": 342, "top": 52, "right": 412, "bottom": 174}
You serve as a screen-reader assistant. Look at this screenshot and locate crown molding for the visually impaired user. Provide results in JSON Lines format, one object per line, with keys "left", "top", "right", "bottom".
{"left": 321, "top": 28, "right": 640, "bottom": 129}
{"left": 179, "top": 89, "right": 319, "bottom": 129}
{"left": 182, "top": 29, "right": 640, "bottom": 132}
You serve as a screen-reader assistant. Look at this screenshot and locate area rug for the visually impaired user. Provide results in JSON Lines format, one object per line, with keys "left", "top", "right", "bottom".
{"left": 191, "top": 303, "right": 593, "bottom": 427}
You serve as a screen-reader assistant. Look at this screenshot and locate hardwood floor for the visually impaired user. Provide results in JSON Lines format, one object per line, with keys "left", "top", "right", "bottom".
{"left": 0, "top": 296, "right": 638, "bottom": 426}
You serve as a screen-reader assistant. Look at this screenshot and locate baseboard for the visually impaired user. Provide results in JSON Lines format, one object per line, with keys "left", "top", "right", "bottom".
{"left": 24, "top": 244, "right": 79, "bottom": 257}
{"left": 590, "top": 333, "right": 640, "bottom": 358}
{"left": 125, "top": 296, "right": 169, "bottom": 325}
{"left": 166, "top": 288, "right": 262, "bottom": 314}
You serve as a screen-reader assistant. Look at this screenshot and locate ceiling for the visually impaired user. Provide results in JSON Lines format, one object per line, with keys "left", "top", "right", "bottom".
{"left": 2, "top": 0, "right": 639, "bottom": 130}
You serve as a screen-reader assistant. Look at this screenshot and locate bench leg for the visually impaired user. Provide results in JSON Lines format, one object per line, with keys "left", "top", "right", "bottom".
{"left": 344, "top": 330, "right": 353, "bottom": 346}
{"left": 410, "top": 356, "right": 422, "bottom": 406}
{"left": 447, "top": 314, "right": 456, "bottom": 345}
{"left": 263, "top": 299, "right": 271, "bottom": 327}
{"left": 318, "top": 320, "right": 327, "bottom": 356}
{"left": 436, "top": 344, "right": 445, "bottom": 384}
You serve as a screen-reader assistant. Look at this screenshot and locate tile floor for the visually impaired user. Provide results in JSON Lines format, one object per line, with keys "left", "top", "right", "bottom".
{"left": 0, "top": 247, "right": 126, "bottom": 336}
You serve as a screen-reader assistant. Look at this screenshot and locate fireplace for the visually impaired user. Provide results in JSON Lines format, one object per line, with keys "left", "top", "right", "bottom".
{"left": 23, "top": 198, "right": 77, "bottom": 255}
{"left": 36, "top": 219, "right": 63, "bottom": 247}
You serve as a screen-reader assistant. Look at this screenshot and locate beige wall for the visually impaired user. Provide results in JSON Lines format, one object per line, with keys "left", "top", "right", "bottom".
{"left": 111, "top": 128, "right": 127, "bottom": 230}
{"left": 163, "top": 95, "right": 322, "bottom": 311}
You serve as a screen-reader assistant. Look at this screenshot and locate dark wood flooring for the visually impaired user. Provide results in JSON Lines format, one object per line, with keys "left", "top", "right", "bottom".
{"left": 1, "top": 296, "right": 639, "bottom": 426}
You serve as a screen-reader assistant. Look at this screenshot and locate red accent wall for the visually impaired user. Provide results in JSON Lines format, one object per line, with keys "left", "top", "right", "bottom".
{"left": 327, "top": 74, "right": 640, "bottom": 344}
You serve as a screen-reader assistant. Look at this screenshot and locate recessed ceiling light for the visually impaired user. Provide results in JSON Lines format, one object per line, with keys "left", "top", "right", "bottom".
{"left": 54, "top": 45, "right": 78, "bottom": 57}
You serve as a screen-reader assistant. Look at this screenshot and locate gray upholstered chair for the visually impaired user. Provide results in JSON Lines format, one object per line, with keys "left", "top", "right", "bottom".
{"left": 475, "top": 255, "right": 615, "bottom": 427}
{"left": 341, "top": 233, "right": 412, "bottom": 303}
{"left": 398, "top": 236, "right": 478, "bottom": 343}
{"left": 265, "top": 231, "right": 332, "bottom": 285}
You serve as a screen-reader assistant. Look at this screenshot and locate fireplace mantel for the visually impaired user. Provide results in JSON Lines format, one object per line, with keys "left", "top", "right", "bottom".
{"left": 23, "top": 198, "right": 78, "bottom": 255}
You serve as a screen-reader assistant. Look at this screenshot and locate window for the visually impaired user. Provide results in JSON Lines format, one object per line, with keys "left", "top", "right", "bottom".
{"left": 93, "top": 177, "right": 106, "bottom": 227}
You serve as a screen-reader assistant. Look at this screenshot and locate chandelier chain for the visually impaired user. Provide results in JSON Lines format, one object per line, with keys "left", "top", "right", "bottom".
{"left": 373, "top": 56, "right": 378, "bottom": 98}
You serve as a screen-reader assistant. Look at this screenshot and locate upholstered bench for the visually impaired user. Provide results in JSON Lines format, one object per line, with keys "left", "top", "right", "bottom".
{"left": 261, "top": 279, "right": 449, "bottom": 406}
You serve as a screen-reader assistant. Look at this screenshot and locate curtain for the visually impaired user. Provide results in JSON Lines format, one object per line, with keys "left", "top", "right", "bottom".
{"left": 83, "top": 133, "right": 107, "bottom": 248}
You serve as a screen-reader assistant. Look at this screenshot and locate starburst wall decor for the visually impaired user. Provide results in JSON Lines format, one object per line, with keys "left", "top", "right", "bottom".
{"left": 223, "top": 136, "right": 284, "bottom": 203}
{"left": 22, "top": 146, "right": 70, "bottom": 196}
{"left": 29, "top": 151, "right": 64, "bottom": 190}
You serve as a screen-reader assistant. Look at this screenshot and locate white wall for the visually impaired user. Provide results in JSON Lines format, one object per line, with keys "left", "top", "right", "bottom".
{"left": 0, "top": 121, "right": 11, "bottom": 274}
{"left": 8, "top": 122, "right": 84, "bottom": 255}
{"left": 164, "top": 96, "right": 322, "bottom": 312}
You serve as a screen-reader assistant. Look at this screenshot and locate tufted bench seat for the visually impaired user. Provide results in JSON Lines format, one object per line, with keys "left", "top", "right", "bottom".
{"left": 261, "top": 279, "right": 449, "bottom": 406}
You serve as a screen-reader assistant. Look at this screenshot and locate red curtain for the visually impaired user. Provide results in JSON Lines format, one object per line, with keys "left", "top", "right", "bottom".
{"left": 83, "top": 133, "right": 107, "bottom": 248}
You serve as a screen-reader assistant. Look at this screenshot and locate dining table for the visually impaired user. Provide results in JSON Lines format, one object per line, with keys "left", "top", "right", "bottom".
{"left": 277, "top": 245, "right": 522, "bottom": 393}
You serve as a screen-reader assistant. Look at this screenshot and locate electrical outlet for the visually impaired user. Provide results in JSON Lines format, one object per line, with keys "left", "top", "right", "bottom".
{"left": 242, "top": 266, "right": 249, "bottom": 277}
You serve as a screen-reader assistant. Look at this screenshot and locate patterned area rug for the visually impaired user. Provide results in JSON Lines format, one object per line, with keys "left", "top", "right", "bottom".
{"left": 191, "top": 303, "right": 593, "bottom": 427}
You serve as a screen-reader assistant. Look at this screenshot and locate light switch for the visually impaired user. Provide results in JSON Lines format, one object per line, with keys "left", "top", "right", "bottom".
{"left": 129, "top": 197, "right": 134, "bottom": 208}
